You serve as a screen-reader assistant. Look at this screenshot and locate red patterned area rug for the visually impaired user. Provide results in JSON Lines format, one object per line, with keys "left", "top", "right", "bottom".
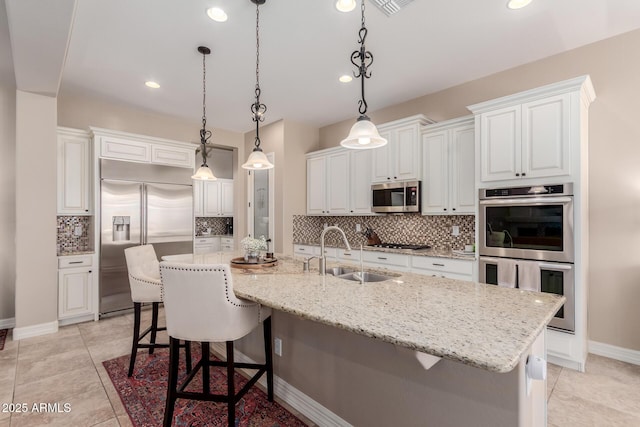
{"left": 103, "top": 345, "right": 307, "bottom": 427}
{"left": 0, "top": 329, "right": 7, "bottom": 350}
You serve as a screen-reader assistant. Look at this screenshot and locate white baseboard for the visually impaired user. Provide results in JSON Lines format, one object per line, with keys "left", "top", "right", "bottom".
{"left": 589, "top": 340, "right": 640, "bottom": 366}
{"left": 0, "top": 317, "right": 15, "bottom": 329}
{"left": 210, "top": 342, "right": 351, "bottom": 427}
{"left": 12, "top": 320, "right": 58, "bottom": 341}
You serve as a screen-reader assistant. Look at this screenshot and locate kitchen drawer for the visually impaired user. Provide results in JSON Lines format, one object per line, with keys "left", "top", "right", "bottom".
{"left": 221, "top": 237, "right": 234, "bottom": 245}
{"left": 338, "top": 248, "right": 361, "bottom": 261}
{"left": 362, "top": 251, "right": 410, "bottom": 268}
{"left": 58, "top": 255, "right": 93, "bottom": 269}
{"left": 319, "top": 246, "right": 338, "bottom": 259}
{"left": 293, "top": 244, "right": 318, "bottom": 256}
{"left": 195, "top": 236, "right": 219, "bottom": 244}
{"left": 411, "top": 256, "right": 473, "bottom": 275}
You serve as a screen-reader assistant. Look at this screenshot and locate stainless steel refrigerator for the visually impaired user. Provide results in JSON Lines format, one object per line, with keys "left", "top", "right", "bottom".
{"left": 100, "top": 159, "right": 193, "bottom": 315}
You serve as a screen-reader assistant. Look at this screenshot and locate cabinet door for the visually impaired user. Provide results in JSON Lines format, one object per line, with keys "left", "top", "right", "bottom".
{"left": 451, "top": 125, "right": 476, "bottom": 214}
{"left": 326, "top": 152, "right": 350, "bottom": 215}
{"left": 58, "top": 133, "right": 92, "bottom": 215}
{"left": 307, "top": 157, "right": 327, "bottom": 215}
{"left": 422, "top": 131, "right": 449, "bottom": 214}
{"left": 479, "top": 106, "right": 521, "bottom": 182}
{"left": 220, "top": 180, "right": 234, "bottom": 216}
{"left": 151, "top": 144, "right": 195, "bottom": 169}
{"left": 371, "top": 130, "right": 393, "bottom": 183}
{"left": 349, "top": 150, "right": 372, "bottom": 214}
{"left": 193, "top": 180, "right": 204, "bottom": 217}
{"left": 203, "top": 181, "right": 221, "bottom": 217}
{"left": 100, "top": 136, "right": 151, "bottom": 163}
{"left": 395, "top": 124, "right": 421, "bottom": 181}
{"left": 58, "top": 268, "right": 93, "bottom": 319}
{"left": 521, "top": 94, "right": 571, "bottom": 179}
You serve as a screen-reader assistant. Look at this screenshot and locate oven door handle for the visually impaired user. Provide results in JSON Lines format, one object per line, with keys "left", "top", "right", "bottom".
{"left": 538, "top": 263, "right": 573, "bottom": 271}
{"left": 479, "top": 196, "right": 572, "bottom": 205}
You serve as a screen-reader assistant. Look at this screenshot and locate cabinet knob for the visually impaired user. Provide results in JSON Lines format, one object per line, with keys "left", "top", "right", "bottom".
{"left": 350, "top": 210, "right": 354, "bottom": 213}
{"left": 387, "top": 177, "right": 391, "bottom": 180}
{"left": 452, "top": 208, "right": 456, "bottom": 211}
{"left": 516, "top": 173, "right": 520, "bottom": 177}
{"left": 394, "top": 176, "right": 397, "bottom": 179}
{"left": 443, "top": 208, "right": 447, "bottom": 211}
{"left": 85, "top": 209, "right": 89, "bottom": 212}
{"left": 522, "top": 173, "right": 527, "bottom": 177}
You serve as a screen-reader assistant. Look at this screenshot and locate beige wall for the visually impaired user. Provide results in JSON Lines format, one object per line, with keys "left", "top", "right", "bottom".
{"left": 0, "top": 80, "right": 15, "bottom": 322}
{"left": 321, "top": 28, "right": 640, "bottom": 351}
{"left": 15, "top": 90, "right": 58, "bottom": 328}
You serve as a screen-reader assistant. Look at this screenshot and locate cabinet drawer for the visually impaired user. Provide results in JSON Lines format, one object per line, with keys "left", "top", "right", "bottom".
{"left": 58, "top": 255, "right": 93, "bottom": 269}
{"left": 411, "top": 256, "right": 473, "bottom": 275}
{"left": 319, "top": 247, "right": 337, "bottom": 259}
{"left": 293, "top": 244, "right": 318, "bottom": 256}
{"left": 362, "top": 251, "right": 410, "bottom": 268}
{"left": 195, "top": 237, "right": 218, "bottom": 244}
{"left": 221, "top": 237, "right": 234, "bottom": 245}
{"left": 338, "top": 248, "right": 360, "bottom": 261}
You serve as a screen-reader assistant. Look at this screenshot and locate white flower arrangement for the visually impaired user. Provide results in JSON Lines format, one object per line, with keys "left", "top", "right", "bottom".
{"left": 241, "top": 235, "right": 268, "bottom": 252}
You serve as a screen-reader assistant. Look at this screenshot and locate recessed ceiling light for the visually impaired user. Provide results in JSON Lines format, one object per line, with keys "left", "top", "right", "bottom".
{"left": 339, "top": 75, "right": 353, "bottom": 83}
{"left": 507, "top": 0, "right": 532, "bottom": 10}
{"left": 145, "top": 81, "right": 160, "bottom": 89}
{"left": 336, "top": 0, "right": 356, "bottom": 13}
{"left": 207, "top": 7, "right": 228, "bottom": 22}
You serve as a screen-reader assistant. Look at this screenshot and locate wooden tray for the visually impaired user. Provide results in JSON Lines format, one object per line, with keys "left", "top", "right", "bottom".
{"left": 230, "top": 257, "right": 278, "bottom": 269}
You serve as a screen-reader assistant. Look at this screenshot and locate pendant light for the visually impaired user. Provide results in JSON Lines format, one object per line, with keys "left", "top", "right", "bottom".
{"left": 242, "top": 0, "right": 274, "bottom": 170}
{"left": 192, "top": 46, "right": 217, "bottom": 180}
{"left": 340, "top": 0, "right": 387, "bottom": 150}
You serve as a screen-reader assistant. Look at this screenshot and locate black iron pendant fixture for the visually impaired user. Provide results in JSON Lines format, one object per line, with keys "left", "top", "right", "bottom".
{"left": 192, "top": 46, "right": 217, "bottom": 180}
{"left": 340, "top": 0, "right": 387, "bottom": 150}
{"left": 242, "top": 0, "right": 274, "bottom": 170}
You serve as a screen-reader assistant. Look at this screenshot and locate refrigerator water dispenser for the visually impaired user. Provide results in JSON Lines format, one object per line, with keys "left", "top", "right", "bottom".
{"left": 113, "top": 216, "right": 130, "bottom": 241}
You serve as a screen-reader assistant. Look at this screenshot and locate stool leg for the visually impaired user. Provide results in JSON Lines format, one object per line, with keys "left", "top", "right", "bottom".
{"left": 149, "top": 302, "right": 159, "bottom": 354}
{"left": 202, "top": 342, "right": 210, "bottom": 394}
{"left": 163, "top": 337, "right": 180, "bottom": 427}
{"left": 263, "top": 317, "right": 274, "bottom": 401}
{"left": 184, "top": 341, "right": 192, "bottom": 373}
{"left": 128, "top": 302, "right": 142, "bottom": 377}
{"left": 226, "top": 341, "right": 235, "bottom": 427}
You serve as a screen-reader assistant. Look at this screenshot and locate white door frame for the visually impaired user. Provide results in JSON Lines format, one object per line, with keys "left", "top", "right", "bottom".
{"left": 247, "top": 152, "right": 275, "bottom": 250}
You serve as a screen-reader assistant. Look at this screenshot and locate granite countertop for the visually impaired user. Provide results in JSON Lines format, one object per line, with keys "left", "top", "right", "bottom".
{"left": 294, "top": 241, "right": 476, "bottom": 260}
{"left": 205, "top": 254, "right": 564, "bottom": 373}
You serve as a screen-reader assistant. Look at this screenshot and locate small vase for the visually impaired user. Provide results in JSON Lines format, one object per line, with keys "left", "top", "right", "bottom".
{"left": 245, "top": 250, "right": 259, "bottom": 263}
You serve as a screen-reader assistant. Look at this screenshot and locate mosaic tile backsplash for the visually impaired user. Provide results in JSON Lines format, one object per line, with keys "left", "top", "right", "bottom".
{"left": 293, "top": 214, "right": 475, "bottom": 250}
{"left": 195, "top": 217, "right": 233, "bottom": 236}
{"left": 57, "top": 216, "right": 93, "bottom": 254}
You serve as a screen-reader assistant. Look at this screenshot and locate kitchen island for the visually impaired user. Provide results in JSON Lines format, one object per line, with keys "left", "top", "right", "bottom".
{"left": 181, "top": 253, "right": 564, "bottom": 426}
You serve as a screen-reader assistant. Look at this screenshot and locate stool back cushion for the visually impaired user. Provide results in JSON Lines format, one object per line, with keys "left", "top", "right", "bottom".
{"left": 160, "top": 262, "right": 270, "bottom": 342}
{"left": 124, "top": 245, "right": 162, "bottom": 303}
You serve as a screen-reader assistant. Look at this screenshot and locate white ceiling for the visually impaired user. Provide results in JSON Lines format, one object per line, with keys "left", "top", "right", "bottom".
{"left": 4, "top": 0, "right": 640, "bottom": 132}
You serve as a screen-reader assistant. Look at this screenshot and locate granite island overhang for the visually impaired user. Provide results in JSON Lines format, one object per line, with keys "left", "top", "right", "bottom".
{"left": 185, "top": 253, "right": 565, "bottom": 426}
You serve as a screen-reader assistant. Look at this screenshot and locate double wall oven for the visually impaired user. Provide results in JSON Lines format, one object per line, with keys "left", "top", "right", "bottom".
{"left": 478, "top": 183, "right": 575, "bottom": 332}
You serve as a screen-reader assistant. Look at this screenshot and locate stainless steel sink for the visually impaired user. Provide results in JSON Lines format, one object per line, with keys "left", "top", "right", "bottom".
{"left": 327, "top": 267, "right": 356, "bottom": 276}
{"left": 337, "top": 272, "right": 394, "bottom": 282}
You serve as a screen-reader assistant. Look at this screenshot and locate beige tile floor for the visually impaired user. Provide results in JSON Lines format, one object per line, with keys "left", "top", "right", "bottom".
{"left": 1, "top": 312, "right": 640, "bottom": 427}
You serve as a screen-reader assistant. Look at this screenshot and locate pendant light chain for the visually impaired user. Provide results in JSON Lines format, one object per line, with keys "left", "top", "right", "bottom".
{"left": 199, "top": 47, "right": 212, "bottom": 166}
{"left": 251, "top": 1, "right": 267, "bottom": 149}
{"left": 351, "top": 0, "right": 373, "bottom": 116}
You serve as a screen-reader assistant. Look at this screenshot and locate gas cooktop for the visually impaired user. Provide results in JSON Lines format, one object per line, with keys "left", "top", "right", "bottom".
{"left": 369, "top": 243, "right": 432, "bottom": 250}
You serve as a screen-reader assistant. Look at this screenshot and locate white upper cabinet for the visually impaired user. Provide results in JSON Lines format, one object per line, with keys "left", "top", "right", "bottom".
{"left": 468, "top": 77, "right": 592, "bottom": 184}
{"left": 372, "top": 115, "right": 434, "bottom": 183}
{"left": 422, "top": 117, "right": 475, "bottom": 215}
{"left": 306, "top": 147, "right": 373, "bottom": 216}
{"left": 92, "top": 127, "right": 196, "bottom": 169}
{"left": 57, "top": 128, "right": 92, "bottom": 215}
{"left": 194, "top": 179, "right": 234, "bottom": 217}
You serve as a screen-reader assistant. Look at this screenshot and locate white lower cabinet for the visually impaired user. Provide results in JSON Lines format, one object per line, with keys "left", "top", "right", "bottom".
{"left": 58, "top": 255, "right": 95, "bottom": 323}
{"left": 361, "top": 251, "right": 411, "bottom": 271}
{"left": 194, "top": 237, "right": 221, "bottom": 254}
{"left": 411, "top": 256, "right": 474, "bottom": 281}
{"left": 220, "top": 237, "right": 234, "bottom": 252}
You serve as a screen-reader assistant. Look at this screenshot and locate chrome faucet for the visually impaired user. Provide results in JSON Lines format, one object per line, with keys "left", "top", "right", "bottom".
{"left": 319, "top": 226, "right": 351, "bottom": 275}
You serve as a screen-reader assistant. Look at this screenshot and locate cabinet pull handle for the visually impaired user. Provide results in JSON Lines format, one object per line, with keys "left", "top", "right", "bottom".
{"left": 377, "top": 257, "right": 388, "bottom": 260}
{"left": 522, "top": 173, "right": 526, "bottom": 176}
{"left": 516, "top": 173, "right": 520, "bottom": 177}
{"left": 69, "top": 261, "right": 83, "bottom": 264}
{"left": 433, "top": 263, "right": 445, "bottom": 267}
{"left": 344, "top": 253, "right": 352, "bottom": 256}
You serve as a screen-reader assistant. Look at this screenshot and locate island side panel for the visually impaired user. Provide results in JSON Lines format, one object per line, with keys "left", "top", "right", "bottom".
{"left": 236, "top": 311, "right": 525, "bottom": 427}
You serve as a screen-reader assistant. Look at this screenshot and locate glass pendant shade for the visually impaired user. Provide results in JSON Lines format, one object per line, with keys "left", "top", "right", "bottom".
{"left": 242, "top": 148, "right": 274, "bottom": 170}
{"left": 340, "top": 116, "right": 387, "bottom": 149}
{"left": 191, "top": 164, "right": 217, "bottom": 180}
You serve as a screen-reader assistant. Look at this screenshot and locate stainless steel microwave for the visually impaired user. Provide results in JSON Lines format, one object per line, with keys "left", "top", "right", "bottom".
{"left": 372, "top": 181, "right": 421, "bottom": 213}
